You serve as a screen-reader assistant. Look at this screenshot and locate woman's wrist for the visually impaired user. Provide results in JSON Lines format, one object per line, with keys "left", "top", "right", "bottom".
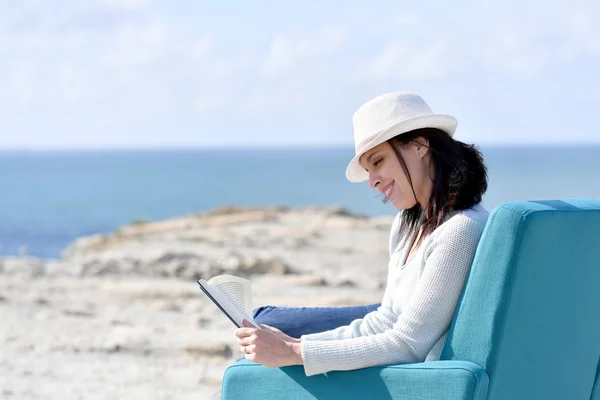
{"left": 288, "top": 341, "right": 303, "bottom": 365}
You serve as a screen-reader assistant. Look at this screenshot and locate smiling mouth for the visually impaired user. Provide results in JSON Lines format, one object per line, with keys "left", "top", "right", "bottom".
{"left": 382, "top": 182, "right": 394, "bottom": 200}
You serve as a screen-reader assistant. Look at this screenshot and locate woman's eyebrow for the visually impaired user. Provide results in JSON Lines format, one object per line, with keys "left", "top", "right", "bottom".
{"left": 361, "top": 151, "right": 382, "bottom": 171}
{"left": 366, "top": 151, "right": 381, "bottom": 164}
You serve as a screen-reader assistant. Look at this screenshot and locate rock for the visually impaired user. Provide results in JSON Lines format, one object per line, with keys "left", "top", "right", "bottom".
{"left": 158, "top": 256, "right": 208, "bottom": 280}
{"left": 238, "top": 257, "right": 294, "bottom": 277}
{"left": 369, "top": 215, "right": 396, "bottom": 230}
{"left": 154, "top": 251, "right": 201, "bottom": 265}
{"left": 293, "top": 237, "right": 311, "bottom": 248}
{"left": 75, "top": 259, "right": 127, "bottom": 277}
{"left": 4, "top": 336, "right": 17, "bottom": 343}
{"left": 182, "top": 299, "right": 206, "bottom": 313}
{"left": 183, "top": 340, "right": 232, "bottom": 358}
{"left": 102, "top": 328, "right": 152, "bottom": 355}
{"left": 202, "top": 205, "right": 287, "bottom": 218}
{"left": 61, "top": 234, "right": 112, "bottom": 259}
{"left": 196, "top": 317, "right": 212, "bottom": 328}
{"left": 0, "top": 257, "right": 47, "bottom": 277}
{"left": 324, "top": 205, "right": 366, "bottom": 219}
{"left": 32, "top": 297, "right": 49, "bottom": 306}
{"left": 336, "top": 280, "right": 357, "bottom": 288}
{"left": 282, "top": 275, "right": 328, "bottom": 286}
{"left": 61, "top": 309, "right": 96, "bottom": 318}
{"left": 110, "top": 319, "right": 133, "bottom": 327}
{"left": 151, "top": 300, "right": 181, "bottom": 312}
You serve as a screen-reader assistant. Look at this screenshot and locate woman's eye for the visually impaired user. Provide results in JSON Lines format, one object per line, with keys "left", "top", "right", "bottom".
{"left": 374, "top": 159, "right": 383, "bottom": 167}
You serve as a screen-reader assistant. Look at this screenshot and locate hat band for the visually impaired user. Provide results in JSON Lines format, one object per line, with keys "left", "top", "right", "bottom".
{"left": 355, "top": 134, "right": 379, "bottom": 154}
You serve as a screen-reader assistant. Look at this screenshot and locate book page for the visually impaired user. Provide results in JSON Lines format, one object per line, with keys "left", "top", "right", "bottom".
{"left": 207, "top": 275, "right": 258, "bottom": 328}
{"left": 197, "top": 279, "right": 242, "bottom": 328}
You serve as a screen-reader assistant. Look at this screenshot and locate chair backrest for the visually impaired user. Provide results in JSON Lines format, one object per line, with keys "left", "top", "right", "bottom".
{"left": 441, "top": 199, "right": 600, "bottom": 400}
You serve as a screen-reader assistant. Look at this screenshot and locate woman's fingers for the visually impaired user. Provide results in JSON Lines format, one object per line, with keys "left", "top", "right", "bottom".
{"left": 235, "top": 327, "right": 257, "bottom": 338}
{"left": 242, "top": 319, "right": 256, "bottom": 328}
{"left": 257, "top": 323, "right": 299, "bottom": 343}
{"left": 237, "top": 330, "right": 277, "bottom": 352}
{"left": 239, "top": 344, "right": 256, "bottom": 354}
{"left": 237, "top": 335, "right": 257, "bottom": 346}
{"left": 235, "top": 326, "right": 297, "bottom": 368}
{"left": 240, "top": 344, "right": 259, "bottom": 363}
{"left": 259, "top": 324, "right": 280, "bottom": 333}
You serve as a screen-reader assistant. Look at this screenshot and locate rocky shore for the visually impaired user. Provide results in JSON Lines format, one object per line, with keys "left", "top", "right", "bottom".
{"left": 0, "top": 206, "right": 394, "bottom": 399}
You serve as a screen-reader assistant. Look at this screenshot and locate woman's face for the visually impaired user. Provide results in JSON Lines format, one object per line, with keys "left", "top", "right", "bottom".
{"left": 359, "top": 139, "right": 432, "bottom": 211}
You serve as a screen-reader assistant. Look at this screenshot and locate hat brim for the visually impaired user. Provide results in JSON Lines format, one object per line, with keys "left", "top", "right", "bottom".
{"left": 345, "top": 114, "right": 457, "bottom": 183}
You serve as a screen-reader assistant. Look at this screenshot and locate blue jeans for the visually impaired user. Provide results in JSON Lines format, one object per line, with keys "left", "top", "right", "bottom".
{"left": 252, "top": 303, "right": 381, "bottom": 338}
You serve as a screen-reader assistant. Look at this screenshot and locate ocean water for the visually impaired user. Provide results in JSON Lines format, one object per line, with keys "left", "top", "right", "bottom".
{"left": 0, "top": 146, "right": 599, "bottom": 259}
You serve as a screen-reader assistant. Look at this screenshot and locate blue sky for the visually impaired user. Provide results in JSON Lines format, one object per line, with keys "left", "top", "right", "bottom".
{"left": 1, "top": 0, "right": 599, "bottom": 149}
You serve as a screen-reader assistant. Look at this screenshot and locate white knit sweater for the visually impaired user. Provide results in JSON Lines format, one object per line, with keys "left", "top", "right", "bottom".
{"left": 300, "top": 204, "right": 489, "bottom": 376}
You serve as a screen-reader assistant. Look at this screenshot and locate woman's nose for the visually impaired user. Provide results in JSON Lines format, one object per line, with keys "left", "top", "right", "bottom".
{"left": 368, "top": 173, "right": 380, "bottom": 189}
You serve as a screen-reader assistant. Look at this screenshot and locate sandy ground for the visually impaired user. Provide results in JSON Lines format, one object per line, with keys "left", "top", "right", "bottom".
{"left": 0, "top": 206, "right": 394, "bottom": 399}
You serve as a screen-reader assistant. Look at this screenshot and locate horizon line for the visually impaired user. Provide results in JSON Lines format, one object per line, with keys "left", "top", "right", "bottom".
{"left": 1, "top": 142, "right": 600, "bottom": 152}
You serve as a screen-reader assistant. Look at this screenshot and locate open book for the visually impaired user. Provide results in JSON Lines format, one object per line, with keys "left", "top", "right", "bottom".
{"left": 196, "top": 275, "right": 259, "bottom": 328}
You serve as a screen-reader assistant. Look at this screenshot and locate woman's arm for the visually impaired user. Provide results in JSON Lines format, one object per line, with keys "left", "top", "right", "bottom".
{"left": 300, "top": 301, "right": 396, "bottom": 341}
{"left": 301, "top": 216, "right": 484, "bottom": 376}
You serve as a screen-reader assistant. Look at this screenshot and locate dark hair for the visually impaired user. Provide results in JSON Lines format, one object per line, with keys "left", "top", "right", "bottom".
{"left": 387, "top": 127, "right": 487, "bottom": 245}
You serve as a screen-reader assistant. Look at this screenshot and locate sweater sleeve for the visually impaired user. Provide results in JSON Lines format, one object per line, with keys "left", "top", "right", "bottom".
{"left": 300, "top": 300, "right": 397, "bottom": 342}
{"left": 301, "top": 216, "right": 484, "bottom": 376}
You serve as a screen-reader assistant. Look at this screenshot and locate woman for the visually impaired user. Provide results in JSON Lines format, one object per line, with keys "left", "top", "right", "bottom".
{"left": 235, "top": 92, "right": 489, "bottom": 377}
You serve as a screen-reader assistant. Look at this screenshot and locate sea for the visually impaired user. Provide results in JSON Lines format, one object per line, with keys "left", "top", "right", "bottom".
{"left": 1, "top": 146, "right": 599, "bottom": 259}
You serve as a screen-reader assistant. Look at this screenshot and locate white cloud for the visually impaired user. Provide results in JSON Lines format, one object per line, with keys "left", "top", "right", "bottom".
{"left": 559, "top": 10, "right": 600, "bottom": 57}
{"left": 190, "top": 36, "right": 213, "bottom": 60}
{"left": 392, "top": 14, "right": 420, "bottom": 27}
{"left": 483, "top": 27, "right": 546, "bottom": 74}
{"left": 362, "top": 40, "right": 447, "bottom": 79}
{"left": 51, "top": 61, "right": 84, "bottom": 105}
{"left": 195, "top": 93, "right": 228, "bottom": 113}
{"left": 99, "top": 0, "right": 149, "bottom": 11}
{"left": 1, "top": 0, "right": 599, "bottom": 147}
{"left": 98, "top": 20, "right": 170, "bottom": 68}
{"left": 367, "top": 4, "right": 600, "bottom": 79}
{"left": 2, "top": 61, "right": 37, "bottom": 108}
{"left": 477, "top": 6, "right": 600, "bottom": 74}
{"left": 265, "top": 27, "right": 346, "bottom": 75}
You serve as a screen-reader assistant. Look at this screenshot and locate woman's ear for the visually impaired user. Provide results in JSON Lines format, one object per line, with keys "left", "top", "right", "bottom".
{"left": 412, "top": 137, "right": 430, "bottom": 159}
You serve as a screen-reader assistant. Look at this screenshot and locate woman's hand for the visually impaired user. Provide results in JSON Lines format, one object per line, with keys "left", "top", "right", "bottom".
{"left": 256, "top": 323, "right": 301, "bottom": 343}
{"left": 235, "top": 320, "right": 303, "bottom": 368}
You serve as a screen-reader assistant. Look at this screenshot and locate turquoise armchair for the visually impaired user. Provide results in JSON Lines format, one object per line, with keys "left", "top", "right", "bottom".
{"left": 222, "top": 199, "right": 600, "bottom": 400}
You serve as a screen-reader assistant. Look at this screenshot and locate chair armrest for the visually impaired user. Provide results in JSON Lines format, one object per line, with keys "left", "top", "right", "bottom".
{"left": 222, "top": 360, "right": 489, "bottom": 400}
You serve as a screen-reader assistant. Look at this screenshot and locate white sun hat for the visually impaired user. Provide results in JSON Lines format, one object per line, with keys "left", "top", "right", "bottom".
{"left": 345, "top": 92, "right": 458, "bottom": 182}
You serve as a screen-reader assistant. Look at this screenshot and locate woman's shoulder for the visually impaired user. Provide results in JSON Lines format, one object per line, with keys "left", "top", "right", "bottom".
{"left": 389, "top": 204, "right": 489, "bottom": 255}
{"left": 455, "top": 203, "right": 490, "bottom": 229}
{"left": 432, "top": 203, "right": 490, "bottom": 239}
